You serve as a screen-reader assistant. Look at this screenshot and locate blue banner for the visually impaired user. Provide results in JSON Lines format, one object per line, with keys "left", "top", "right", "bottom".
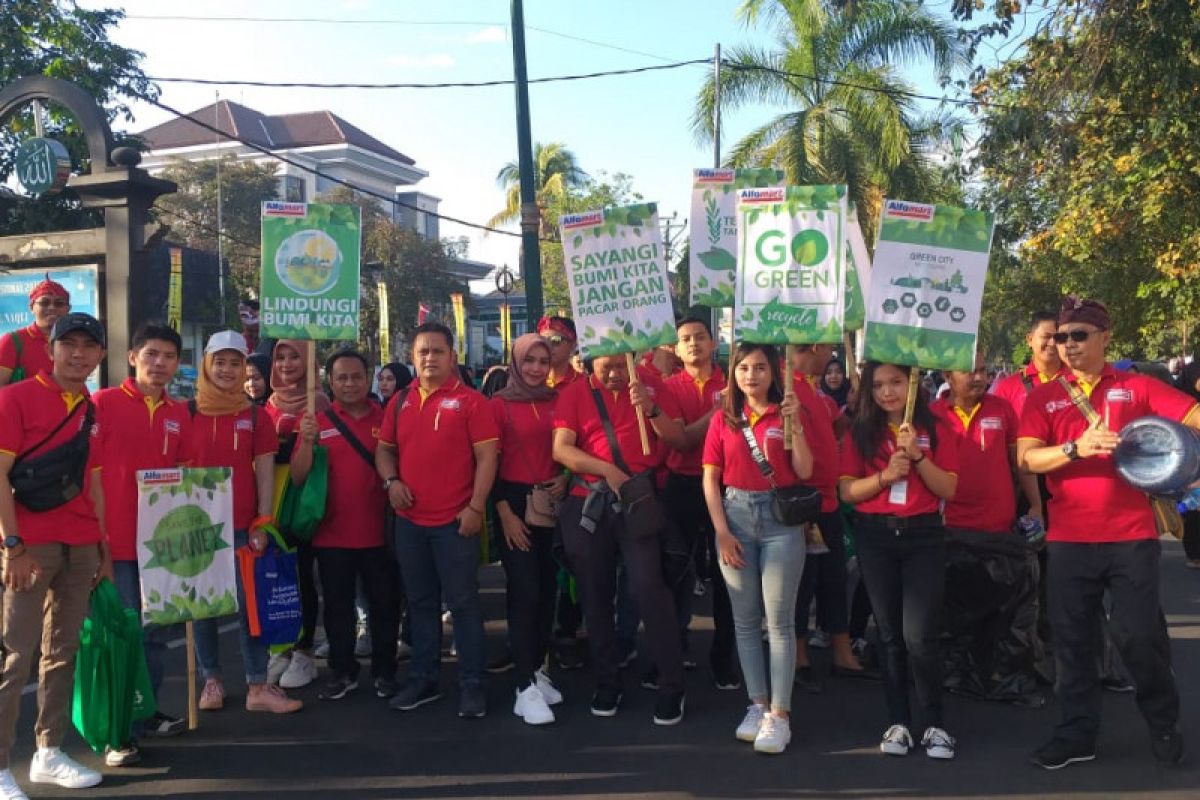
{"left": 0, "top": 265, "right": 100, "bottom": 388}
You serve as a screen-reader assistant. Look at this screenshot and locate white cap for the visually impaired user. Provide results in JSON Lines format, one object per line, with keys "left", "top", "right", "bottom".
{"left": 204, "top": 330, "right": 249, "bottom": 356}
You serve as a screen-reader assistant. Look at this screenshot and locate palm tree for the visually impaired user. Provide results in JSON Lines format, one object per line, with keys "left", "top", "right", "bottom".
{"left": 692, "top": 0, "right": 967, "bottom": 241}
{"left": 487, "top": 141, "right": 589, "bottom": 238}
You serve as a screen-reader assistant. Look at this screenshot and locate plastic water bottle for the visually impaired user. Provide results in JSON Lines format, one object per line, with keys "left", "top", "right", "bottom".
{"left": 1176, "top": 487, "right": 1200, "bottom": 513}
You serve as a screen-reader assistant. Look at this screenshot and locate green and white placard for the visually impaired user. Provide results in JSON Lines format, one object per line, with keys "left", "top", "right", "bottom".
{"left": 689, "top": 168, "right": 786, "bottom": 307}
{"left": 734, "top": 185, "right": 848, "bottom": 344}
{"left": 863, "top": 199, "right": 995, "bottom": 371}
{"left": 562, "top": 203, "right": 677, "bottom": 358}
{"left": 136, "top": 468, "right": 237, "bottom": 626}
{"left": 260, "top": 202, "right": 362, "bottom": 340}
{"left": 843, "top": 204, "right": 872, "bottom": 331}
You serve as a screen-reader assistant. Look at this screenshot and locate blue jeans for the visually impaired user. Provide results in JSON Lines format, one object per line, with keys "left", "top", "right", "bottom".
{"left": 193, "top": 531, "right": 269, "bottom": 685}
{"left": 111, "top": 559, "right": 176, "bottom": 729}
{"left": 393, "top": 517, "right": 484, "bottom": 688}
{"left": 719, "top": 488, "right": 806, "bottom": 712}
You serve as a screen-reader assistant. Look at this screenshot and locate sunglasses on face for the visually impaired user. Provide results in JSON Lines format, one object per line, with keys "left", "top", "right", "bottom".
{"left": 1053, "top": 329, "right": 1105, "bottom": 344}
{"left": 543, "top": 334, "right": 565, "bottom": 346}
{"left": 34, "top": 298, "right": 68, "bottom": 309}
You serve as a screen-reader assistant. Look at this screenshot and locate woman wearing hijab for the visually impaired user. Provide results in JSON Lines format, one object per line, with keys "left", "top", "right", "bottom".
{"left": 490, "top": 335, "right": 568, "bottom": 724}
{"left": 377, "top": 362, "right": 412, "bottom": 404}
{"left": 189, "top": 332, "right": 303, "bottom": 714}
{"left": 245, "top": 352, "right": 273, "bottom": 405}
{"left": 262, "top": 340, "right": 330, "bottom": 690}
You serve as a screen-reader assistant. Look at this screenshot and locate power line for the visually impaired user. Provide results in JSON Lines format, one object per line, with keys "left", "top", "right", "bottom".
{"left": 152, "top": 203, "right": 259, "bottom": 252}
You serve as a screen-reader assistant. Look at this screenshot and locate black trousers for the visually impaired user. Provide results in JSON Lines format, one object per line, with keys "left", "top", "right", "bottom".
{"left": 1047, "top": 539, "right": 1179, "bottom": 745}
{"left": 559, "top": 494, "right": 683, "bottom": 694}
{"left": 496, "top": 487, "right": 558, "bottom": 687}
{"left": 296, "top": 541, "right": 318, "bottom": 651}
{"left": 315, "top": 545, "right": 399, "bottom": 681}
{"left": 856, "top": 523, "right": 946, "bottom": 729}
{"left": 796, "top": 509, "right": 852, "bottom": 636}
{"left": 1183, "top": 510, "right": 1200, "bottom": 561}
{"left": 663, "top": 472, "right": 734, "bottom": 665}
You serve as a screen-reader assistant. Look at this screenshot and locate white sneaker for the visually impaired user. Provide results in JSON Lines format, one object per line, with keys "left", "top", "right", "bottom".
{"left": 880, "top": 724, "right": 913, "bottom": 756}
{"left": 266, "top": 651, "right": 291, "bottom": 685}
{"left": 534, "top": 668, "right": 563, "bottom": 705}
{"left": 753, "top": 713, "right": 791, "bottom": 755}
{"left": 0, "top": 769, "right": 28, "bottom": 800}
{"left": 513, "top": 684, "right": 555, "bottom": 725}
{"left": 921, "top": 726, "right": 956, "bottom": 760}
{"left": 279, "top": 651, "right": 318, "bottom": 689}
{"left": 28, "top": 748, "right": 101, "bottom": 789}
{"left": 735, "top": 704, "right": 767, "bottom": 742}
{"left": 313, "top": 640, "right": 330, "bottom": 659}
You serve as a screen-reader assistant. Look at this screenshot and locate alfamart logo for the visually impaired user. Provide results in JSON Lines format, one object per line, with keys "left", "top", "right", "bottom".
{"left": 696, "top": 168, "right": 736, "bottom": 183}
{"left": 562, "top": 210, "right": 605, "bottom": 230}
{"left": 884, "top": 200, "right": 935, "bottom": 222}
{"left": 740, "top": 188, "right": 786, "bottom": 204}
{"left": 263, "top": 201, "right": 308, "bottom": 217}
{"left": 140, "top": 469, "right": 182, "bottom": 485}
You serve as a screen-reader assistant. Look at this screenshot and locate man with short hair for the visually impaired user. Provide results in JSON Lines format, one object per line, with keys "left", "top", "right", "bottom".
{"left": 1019, "top": 297, "right": 1198, "bottom": 769}
{"left": 0, "top": 313, "right": 107, "bottom": 799}
{"left": 376, "top": 323, "right": 499, "bottom": 718}
{"left": 0, "top": 275, "right": 71, "bottom": 388}
{"left": 293, "top": 349, "right": 398, "bottom": 702}
{"left": 538, "top": 316, "right": 581, "bottom": 391}
{"left": 92, "top": 322, "right": 193, "bottom": 761}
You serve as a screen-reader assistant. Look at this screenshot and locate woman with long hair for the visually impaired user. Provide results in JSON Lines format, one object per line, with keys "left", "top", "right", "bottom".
{"left": 701, "top": 343, "right": 813, "bottom": 754}
{"left": 838, "top": 362, "right": 958, "bottom": 760}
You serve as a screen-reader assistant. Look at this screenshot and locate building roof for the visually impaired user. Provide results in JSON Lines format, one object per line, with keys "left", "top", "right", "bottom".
{"left": 136, "top": 100, "right": 415, "bottom": 166}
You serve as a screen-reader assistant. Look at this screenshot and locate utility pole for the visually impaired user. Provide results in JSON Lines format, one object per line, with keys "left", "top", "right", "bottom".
{"left": 511, "top": 0, "right": 543, "bottom": 327}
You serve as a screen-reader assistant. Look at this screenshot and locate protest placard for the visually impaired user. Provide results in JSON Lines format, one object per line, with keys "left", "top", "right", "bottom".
{"left": 562, "top": 203, "right": 677, "bottom": 358}
{"left": 136, "top": 467, "right": 237, "bottom": 627}
{"left": 843, "top": 204, "right": 872, "bottom": 332}
{"left": 863, "top": 200, "right": 995, "bottom": 372}
{"left": 689, "top": 168, "right": 785, "bottom": 307}
{"left": 260, "top": 202, "right": 362, "bottom": 341}
{"left": 734, "top": 185, "right": 848, "bottom": 344}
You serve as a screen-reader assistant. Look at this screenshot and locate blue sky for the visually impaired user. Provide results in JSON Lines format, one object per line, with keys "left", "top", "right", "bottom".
{"left": 83, "top": 0, "right": 1006, "bottom": 284}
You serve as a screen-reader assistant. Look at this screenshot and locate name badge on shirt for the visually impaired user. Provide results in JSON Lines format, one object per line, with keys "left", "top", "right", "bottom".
{"left": 439, "top": 398, "right": 461, "bottom": 411}
{"left": 319, "top": 428, "right": 340, "bottom": 440}
{"left": 235, "top": 419, "right": 253, "bottom": 432}
{"left": 1106, "top": 388, "right": 1132, "bottom": 403}
{"left": 164, "top": 419, "right": 181, "bottom": 435}
{"left": 916, "top": 435, "right": 930, "bottom": 449}
{"left": 764, "top": 426, "right": 784, "bottom": 440}
{"left": 888, "top": 479, "right": 908, "bottom": 506}
{"left": 980, "top": 417, "right": 1004, "bottom": 431}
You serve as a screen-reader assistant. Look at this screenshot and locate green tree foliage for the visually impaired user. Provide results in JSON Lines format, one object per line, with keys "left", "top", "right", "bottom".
{"left": 692, "top": 0, "right": 968, "bottom": 241}
{"left": 974, "top": 0, "right": 1200, "bottom": 360}
{"left": 486, "top": 141, "right": 590, "bottom": 231}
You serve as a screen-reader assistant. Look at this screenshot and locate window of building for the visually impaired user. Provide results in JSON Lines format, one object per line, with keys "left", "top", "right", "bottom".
{"left": 283, "top": 175, "right": 306, "bottom": 202}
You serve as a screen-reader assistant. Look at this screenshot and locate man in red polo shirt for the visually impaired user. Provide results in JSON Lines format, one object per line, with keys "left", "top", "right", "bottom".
{"left": 0, "top": 275, "right": 71, "bottom": 388}
{"left": 538, "top": 316, "right": 581, "bottom": 391}
{"left": 933, "top": 354, "right": 1041, "bottom": 707}
{"left": 1019, "top": 297, "right": 1198, "bottom": 770}
{"left": 293, "top": 349, "right": 398, "bottom": 703}
{"left": 376, "top": 322, "right": 498, "bottom": 719}
{"left": 0, "top": 313, "right": 106, "bottom": 796}
{"left": 93, "top": 322, "right": 193, "bottom": 752}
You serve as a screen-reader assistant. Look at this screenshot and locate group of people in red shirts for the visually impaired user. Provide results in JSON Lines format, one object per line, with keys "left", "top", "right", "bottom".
{"left": 0, "top": 273, "right": 1192, "bottom": 798}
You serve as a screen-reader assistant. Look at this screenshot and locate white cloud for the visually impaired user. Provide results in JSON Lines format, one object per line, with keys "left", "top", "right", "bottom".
{"left": 384, "top": 53, "right": 457, "bottom": 69}
{"left": 464, "top": 26, "right": 507, "bottom": 45}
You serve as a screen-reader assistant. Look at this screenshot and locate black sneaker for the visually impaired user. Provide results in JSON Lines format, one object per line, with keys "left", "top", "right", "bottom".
{"left": 618, "top": 648, "right": 638, "bottom": 669}
{"left": 486, "top": 651, "right": 515, "bottom": 674}
{"left": 1101, "top": 676, "right": 1135, "bottom": 694}
{"left": 389, "top": 680, "right": 442, "bottom": 711}
{"left": 373, "top": 676, "right": 399, "bottom": 699}
{"left": 712, "top": 659, "right": 742, "bottom": 691}
{"left": 318, "top": 674, "right": 358, "bottom": 701}
{"left": 590, "top": 687, "right": 622, "bottom": 717}
{"left": 653, "top": 691, "right": 685, "bottom": 726}
{"left": 681, "top": 651, "right": 698, "bottom": 671}
{"left": 146, "top": 711, "right": 186, "bottom": 737}
{"left": 1152, "top": 728, "right": 1184, "bottom": 766}
{"left": 556, "top": 640, "right": 585, "bottom": 671}
{"left": 640, "top": 666, "right": 659, "bottom": 690}
{"left": 1030, "top": 737, "right": 1096, "bottom": 770}
{"left": 458, "top": 684, "right": 487, "bottom": 718}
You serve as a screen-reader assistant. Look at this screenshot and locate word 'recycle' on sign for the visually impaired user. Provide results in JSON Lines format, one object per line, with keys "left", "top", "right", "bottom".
{"left": 562, "top": 203, "right": 677, "bottom": 358}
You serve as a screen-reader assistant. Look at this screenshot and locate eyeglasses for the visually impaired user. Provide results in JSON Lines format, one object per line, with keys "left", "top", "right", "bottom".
{"left": 34, "top": 298, "right": 68, "bottom": 309}
{"left": 543, "top": 334, "right": 566, "bottom": 346}
{"left": 1053, "top": 329, "right": 1106, "bottom": 344}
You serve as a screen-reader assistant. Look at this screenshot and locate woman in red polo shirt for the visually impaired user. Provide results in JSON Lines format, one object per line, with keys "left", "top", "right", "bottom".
{"left": 838, "top": 361, "right": 958, "bottom": 761}
{"left": 490, "top": 334, "right": 567, "bottom": 725}
{"left": 190, "top": 332, "right": 303, "bottom": 715}
{"left": 701, "top": 343, "right": 813, "bottom": 755}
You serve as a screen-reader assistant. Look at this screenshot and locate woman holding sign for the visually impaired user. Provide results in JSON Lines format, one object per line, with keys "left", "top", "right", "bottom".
{"left": 838, "top": 362, "right": 958, "bottom": 760}
{"left": 700, "top": 343, "right": 813, "bottom": 755}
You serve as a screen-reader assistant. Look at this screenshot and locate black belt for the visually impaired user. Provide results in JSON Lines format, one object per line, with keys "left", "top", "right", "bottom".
{"left": 855, "top": 511, "right": 944, "bottom": 531}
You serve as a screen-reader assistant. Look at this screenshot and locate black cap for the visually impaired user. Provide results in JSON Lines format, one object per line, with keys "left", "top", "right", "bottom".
{"left": 50, "top": 313, "right": 105, "bottom": 348}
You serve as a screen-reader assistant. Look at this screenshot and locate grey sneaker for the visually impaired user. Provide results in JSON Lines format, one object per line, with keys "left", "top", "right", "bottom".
{"left": 389, "top": 680, "right": 442, "bottom": 711}
{"left": 458, "top": 684, "right": 487, "bottom": 718}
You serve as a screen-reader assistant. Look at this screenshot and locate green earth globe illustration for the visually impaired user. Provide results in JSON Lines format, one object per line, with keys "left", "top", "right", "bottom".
{"left": 276, "top": 229, "right": 342, "bottom": 296}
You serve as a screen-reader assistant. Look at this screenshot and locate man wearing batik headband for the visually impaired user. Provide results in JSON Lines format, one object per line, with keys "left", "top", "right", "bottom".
{"left": 1018, "top": 296, "right": 1200, "bottom": 770}
{"left": 0, "top": 275, "right": 71, "bottom": 388}
{"left": 537, "top": 316, "right": 581, "bottom": 391}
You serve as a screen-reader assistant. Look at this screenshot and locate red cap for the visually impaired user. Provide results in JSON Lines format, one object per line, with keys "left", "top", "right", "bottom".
{"left": 29, "top": 274, "right": 70, "bottom": 304}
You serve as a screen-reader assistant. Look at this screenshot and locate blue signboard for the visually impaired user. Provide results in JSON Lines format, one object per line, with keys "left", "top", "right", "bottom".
{"left": 0, "top": 265, "right": 100, "bottom": 389}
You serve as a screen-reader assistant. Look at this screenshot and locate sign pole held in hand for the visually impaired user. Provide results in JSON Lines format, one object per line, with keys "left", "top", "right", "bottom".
{"left": 306, "top": 341, "right": 316, "bottom": 417}
{"left": 784, "top": 345, "right": 797, "bottom": 450}
{"left": 624, "top": 352, "right": 651, "bottom": 456}
{"left": 904, "top": 367, "right": 920, "bottom": 426}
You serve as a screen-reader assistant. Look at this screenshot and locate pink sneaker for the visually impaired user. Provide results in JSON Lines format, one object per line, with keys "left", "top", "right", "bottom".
{"left": 246, "top": 683, "right": 303, "bottom": 714}
{"left": 198, "top": 678, "right": 225, "bottom": 711}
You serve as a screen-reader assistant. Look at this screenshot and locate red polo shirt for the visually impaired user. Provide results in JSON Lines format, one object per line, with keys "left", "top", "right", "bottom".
{"left": 554, "top": 372, "right": 675, "bottom": 496}
{"left": 992, "top": 362, "right": 1066, "bottom": 419}
{"left": 0, "top": 324, "right": 53, "bottom": 383}
{"left": 263, "top": 403, "right": 301, "bottom": 440}
{"left": 932, "top": 394, "right": 1017, "bottom": 533}
{"left": 1017, "top": 364, "right": 1198, "bottom": 543}
{"left": 491, "top": 396, "right": 558, "bottom": 485}
{"left": 794, "top": 371, "right": 843, "bottom": 423}
{"left": 702, "top": 405, "right": 803, "bottom": 491}
{"left": 550, "top": 367, "right": 582, "bottom": 392}
{"left": 314, "top": 402, "right": 387, "bottom": 548}
{"left": 380, "top": 379, "right": 498, "bottom": 527}
{"left": 662, "top": 367, "right": 727, "bottom": 476}
{"left": 188, "top": 406, "right": 277, "bottom": 531}
{"left": 839, "top": 422, "right": 959, "bottom": 516}
{"left": 793, "top": 378, "right": 840, "bottom": 513}
{"left": 93, "top": 378, "right": 193, "bottom": 561}
{"left": 0, "top": 371, "right": 101, "bottom": 545}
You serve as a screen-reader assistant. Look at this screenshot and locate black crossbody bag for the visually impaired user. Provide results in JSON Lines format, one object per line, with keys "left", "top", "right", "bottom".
{"left": 10, "top": 399, "right": 94, "bottom": 512}
{"left": 324, "top": 407, "right": 377, "bottom": 468}
{"left": 738, "top": 416, "right": 821, "bottom": 526}
{"left": 589, "top": 386, "right": 667, "bottom": 539}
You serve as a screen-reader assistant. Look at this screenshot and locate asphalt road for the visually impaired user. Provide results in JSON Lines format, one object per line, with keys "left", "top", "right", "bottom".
{"left": 9, "top": 539, "right": 1200, "bottom": 799}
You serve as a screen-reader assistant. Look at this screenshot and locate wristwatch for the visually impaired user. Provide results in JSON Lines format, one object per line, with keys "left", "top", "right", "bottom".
{"left": 1062, "top": 440, "right": 1081, "bottom": 461}
{"left": 3, "top": 535, "right": 22, "bottom": 550}
{"left": 646, "top": 404, "right": 662, "bottom": 420}
{"left": 383, "top": 476, "right": 400, "bottom": 490}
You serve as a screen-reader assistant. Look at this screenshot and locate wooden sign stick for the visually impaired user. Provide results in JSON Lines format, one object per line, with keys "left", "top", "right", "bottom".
{"left": 625, "top": 352, "right": 651, "bottom": 456}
